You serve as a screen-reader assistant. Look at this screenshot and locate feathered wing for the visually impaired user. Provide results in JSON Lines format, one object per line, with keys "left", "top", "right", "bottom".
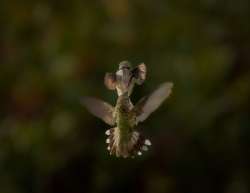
{"left": 104, "top": 72, "right": 117, "bottom": 90}
{"left": 81, "top": 97, "right": 115, "bottom": 126}
{"left": 132, "top": 63, "right": 146, "bottom": 85}
{"left": 133, "top": 82, "right": 173, "bottom": 123}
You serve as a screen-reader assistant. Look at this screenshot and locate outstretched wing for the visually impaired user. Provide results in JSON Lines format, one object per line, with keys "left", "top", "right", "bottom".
{"left": 104, "top": 73, "right": 117, "bottom": 90}
{"left": 133, "top": 82, "right": 173, "bottom": 123}
{"left": 132, "top": 63, "right": 146, "bottom": 85}
{"left": 81, "top": 96, "right": 115, "bottom": 126}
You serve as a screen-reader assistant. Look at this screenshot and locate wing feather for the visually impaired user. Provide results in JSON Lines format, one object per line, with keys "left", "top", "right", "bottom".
{"left": 104, "top": 73, "right": 117, "bottom": 90}
{"left": 134, "top": 82, "right": 173, "bottom": 123}
{"left": 81, "top": 97, "right": 115, "bottom": 125}
{"left": 132, "top": 63, "right": 147, "bottom": 85}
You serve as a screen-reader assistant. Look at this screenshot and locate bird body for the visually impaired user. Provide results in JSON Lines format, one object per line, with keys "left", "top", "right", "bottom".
{"left": 108, "top": 93, "right": 140, "bottom": 157}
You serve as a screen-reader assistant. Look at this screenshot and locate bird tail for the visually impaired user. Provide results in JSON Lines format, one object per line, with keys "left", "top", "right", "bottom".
{"left": 105, "top": 128, "right": 151, "bottom": 158}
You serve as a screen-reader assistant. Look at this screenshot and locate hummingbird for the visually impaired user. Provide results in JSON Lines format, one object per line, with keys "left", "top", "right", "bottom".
{"left": 81, "top": 62, "right": 173, "bottom": 158}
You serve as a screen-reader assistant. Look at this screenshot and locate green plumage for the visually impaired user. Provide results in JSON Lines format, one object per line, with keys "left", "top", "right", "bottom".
{"left": 115, "top": 93, "right": 135, "bottom": 145}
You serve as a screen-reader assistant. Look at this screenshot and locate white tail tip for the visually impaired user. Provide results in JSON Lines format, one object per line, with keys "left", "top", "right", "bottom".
{"left": 105, "top": 130, "right": 110, "bottom": 135}
{"left": 145, "top": 139, "right": 151, "bottom": 146}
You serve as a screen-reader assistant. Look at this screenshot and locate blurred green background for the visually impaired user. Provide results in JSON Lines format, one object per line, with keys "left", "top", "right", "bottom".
{"left": 1, "top": 0, "right": 250, "bottom": 193}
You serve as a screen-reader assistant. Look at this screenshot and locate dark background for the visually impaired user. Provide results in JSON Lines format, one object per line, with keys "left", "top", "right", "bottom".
{"left": 1, "top": 1, "right": 250, "bottom": 193}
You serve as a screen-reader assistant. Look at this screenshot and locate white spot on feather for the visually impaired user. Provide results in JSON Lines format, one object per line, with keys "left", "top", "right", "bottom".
{"left": 105, "top": 130, "right": 110, "bottom": 135}
{"left": 145, "top": 139, "right": 151, "bottom": 146}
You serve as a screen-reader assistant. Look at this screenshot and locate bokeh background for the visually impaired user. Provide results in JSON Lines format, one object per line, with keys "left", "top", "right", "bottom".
{"left": 1, "top": 1, "right": 250, "bottom": 193}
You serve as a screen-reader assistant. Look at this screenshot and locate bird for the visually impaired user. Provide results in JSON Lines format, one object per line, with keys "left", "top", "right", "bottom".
{"left": 81, "top": 79, "right": 173, "bottom": 158}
